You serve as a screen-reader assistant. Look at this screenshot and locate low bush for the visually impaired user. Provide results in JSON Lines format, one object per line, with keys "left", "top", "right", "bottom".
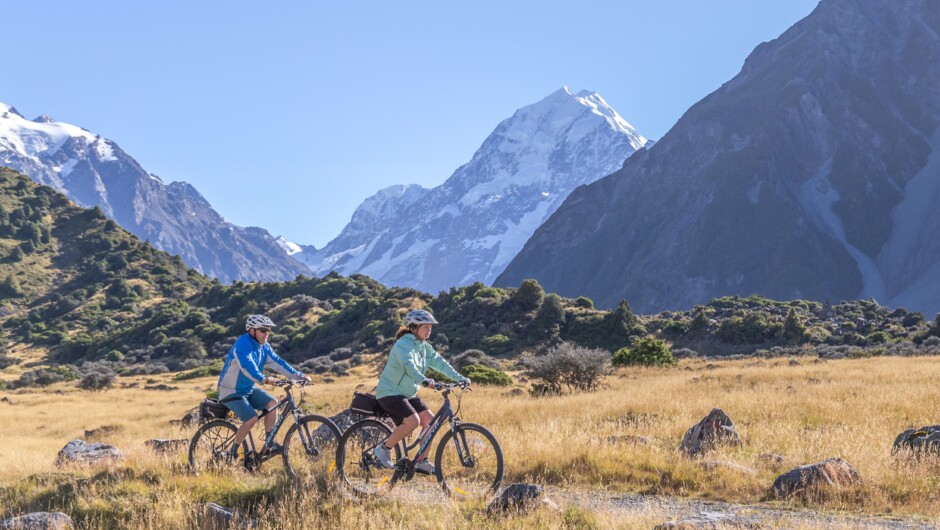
{"left": 462, "top": 364, "right": 512, "bottom": 386}
{"left": 613, "top": 337, "right": 677, "bottom": 367}
{"left": 522, "top": 342, "right": 610, "bottom": 395}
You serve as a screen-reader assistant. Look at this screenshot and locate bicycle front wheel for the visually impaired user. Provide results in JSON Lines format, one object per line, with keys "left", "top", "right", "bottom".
{"left": 435, "top": 422, "right": 503, "bottom": 500}
{"left": 337, "top": 418, "right": 401, "bottom": 497}
{"left": 188, "top": 420, "right": 246, "bottom": 475}
{"left": 282, "top": 414, "right": 342, "bottom": 486}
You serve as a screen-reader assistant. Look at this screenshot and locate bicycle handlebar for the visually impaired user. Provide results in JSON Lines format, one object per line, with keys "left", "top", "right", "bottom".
{"left": 271, "top": 378, "right": 311, "bottom": 388}
{"left": 423, "top": 380, "right": 471, "bottom": 392}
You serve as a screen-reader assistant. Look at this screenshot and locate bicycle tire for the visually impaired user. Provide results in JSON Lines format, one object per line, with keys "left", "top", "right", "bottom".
{"left": 337, "top": 418, "right": 401, "bottom": 497}
{"left": 434, "top": 422, "right": 503, "bottom": 500}
{"left": 188, "top": 420, "right": 246, "bottom": 475}
{"left": 282, "top": 414, "right": 342, "bottom": 485}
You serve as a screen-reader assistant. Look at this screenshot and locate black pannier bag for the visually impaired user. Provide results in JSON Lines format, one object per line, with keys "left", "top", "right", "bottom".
{"left": 200, "top": 398, "right": 231, "bottom": 420}
{"left": 350, "top": 392, "right": 382, "bottom": 416}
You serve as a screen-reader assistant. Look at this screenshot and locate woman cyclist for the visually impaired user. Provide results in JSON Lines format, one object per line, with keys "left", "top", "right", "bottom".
{"left": 372, "top": 309, "right": 470, "bottom": 474}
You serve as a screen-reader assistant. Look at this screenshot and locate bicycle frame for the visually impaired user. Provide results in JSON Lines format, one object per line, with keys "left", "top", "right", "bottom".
{"left": 401, "top": 390, "right": 457, "bottom": 460}
{"left": 240, "top": 382, "right": 306, "bottom": 458}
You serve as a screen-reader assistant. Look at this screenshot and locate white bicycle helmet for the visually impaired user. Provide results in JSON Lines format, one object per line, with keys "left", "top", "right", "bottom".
{"left": 245, "top": 314, "right": 276, "bottom": 331}
{"left": 405, "top": 309, "right": 438, "bottom": 326}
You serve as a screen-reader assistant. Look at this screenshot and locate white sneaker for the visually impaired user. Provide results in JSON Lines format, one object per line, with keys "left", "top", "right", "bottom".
{"left": 372, "top": 444, "right": 394, "bottom": 469}
{"left": 414, "top": 459, "right": 435, "bottom": 475}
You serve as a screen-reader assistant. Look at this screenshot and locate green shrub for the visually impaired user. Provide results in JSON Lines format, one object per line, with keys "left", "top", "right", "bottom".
{"left": 482, "top": 334, "right": 512, "bottom": 355}
{"left": 512, "top": 279, "right": 544, "bottom": 311}
{"left": 575, "top": 296, "right": 594, "bottom": 309}
{"left": 462, "top": 364, "right": 512, "bottom": 386}
{"left": 612, "top": 337, "right": 677, "bottom": 367}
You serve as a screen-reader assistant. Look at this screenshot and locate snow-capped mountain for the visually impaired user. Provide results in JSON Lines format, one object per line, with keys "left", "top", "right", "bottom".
{"left": 0, "top": 103, "right": 311, "bottom": 283}
{"left": 295, "top": 87, "right": 648, "bottom": 293}
{"left": 497, "top": 0, "right": 940, "bottom": 315}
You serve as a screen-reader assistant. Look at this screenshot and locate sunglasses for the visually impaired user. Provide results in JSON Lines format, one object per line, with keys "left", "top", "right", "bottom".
{"left": 255, "top": 328, "right": 271, "bottom": 334}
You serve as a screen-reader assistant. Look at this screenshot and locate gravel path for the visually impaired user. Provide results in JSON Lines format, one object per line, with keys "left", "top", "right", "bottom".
{"left": 544, "top": 486, "right": 940, "bottom": 529}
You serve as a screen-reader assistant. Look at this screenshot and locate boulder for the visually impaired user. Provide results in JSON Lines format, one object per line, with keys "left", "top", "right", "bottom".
{"left": 0, "top": 512, "right": 74, "bottom": 529}
{"left": 83, "top": 425, "right": 121, "bottom": 440}
{"left": 679, "top": 409, "right": 742, "bottom": 457}
{"left": 892, "top": 425, "right": 940, "bottom": 458}
{"left": 55, "top": 440, "right": 123, "bottom": 466}
{"left": 197, "top": 503, "right": 256, "bottom": 530}
{"left": 769, "top": 457, "right": 861, "bottom": 499}
{"left": 487, "top": 483, "right": 556, "bottom": 514}
{"left": 145, "top": 439, "right": 189, "bottom": 453}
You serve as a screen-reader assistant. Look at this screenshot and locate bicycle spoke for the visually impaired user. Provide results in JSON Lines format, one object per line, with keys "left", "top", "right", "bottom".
{"left": 340, "top": 420, "right": 400, "bottom": 497}
{"left": 283, "top": 415, "right": 341, "bottom": 486}
{"left": 436, "top": 423, "right": 503, "bottom": 500}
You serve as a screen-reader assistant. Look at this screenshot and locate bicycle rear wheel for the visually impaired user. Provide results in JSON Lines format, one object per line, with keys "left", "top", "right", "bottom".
{"left": 282, "top": 414, "right": 342, "bottom": 486}
{"left": 435, "top": 422, "right": 503, "bottom": 500}
{"left": 337, "top": 418, "right": 401, "bottom": 497}
{"left": 188, "top": 420, "right": 246, "bottom": 475}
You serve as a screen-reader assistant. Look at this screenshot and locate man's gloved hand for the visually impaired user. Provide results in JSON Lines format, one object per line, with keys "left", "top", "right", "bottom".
{"left": 422, "top": 378, "right": 436, "bottom": 388}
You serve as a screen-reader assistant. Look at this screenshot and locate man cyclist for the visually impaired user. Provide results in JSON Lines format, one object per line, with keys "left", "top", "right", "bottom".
{"left": 217, "top": 314, "right": 310, "bottom": 459}
{"left": 372, "top": 309, "right": 470, "bottom": 475}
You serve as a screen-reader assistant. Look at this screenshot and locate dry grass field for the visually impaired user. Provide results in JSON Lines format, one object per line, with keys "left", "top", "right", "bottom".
{"left": 3, "top": 355, "right": 940, "bottom": 528}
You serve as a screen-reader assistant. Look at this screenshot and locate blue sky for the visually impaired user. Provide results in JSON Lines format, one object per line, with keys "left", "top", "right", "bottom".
{"left": 2, "top": 1, "right": 819, "bottom": 247}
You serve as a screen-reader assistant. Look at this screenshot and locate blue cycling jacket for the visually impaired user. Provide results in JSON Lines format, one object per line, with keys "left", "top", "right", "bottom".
{"left": 217, "top": 333, "right": 304, "bottom": 400}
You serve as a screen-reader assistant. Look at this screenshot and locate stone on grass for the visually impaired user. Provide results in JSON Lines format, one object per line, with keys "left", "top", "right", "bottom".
{"left": 145, "top": 439, "right": 188, "bottom": 453}
{"left": 769, "top": 457, "right": 861, "bottom": 499}
{"left": 0, "top": 511, "right": 74, "bottom": 529}
{"left": 55, "top": 440, "right": 123, "bottom": 466}
{"left": 487, "top": 483, "right": 557, "bottom": 514}
{"left": 892, "top": 425, "right": 940, "bottom": 458}
{"left": 679, "top": 408, "right": 742, "bottom": 457}
{"left": 197, "top": 503, "right": 256, "bottom": 529}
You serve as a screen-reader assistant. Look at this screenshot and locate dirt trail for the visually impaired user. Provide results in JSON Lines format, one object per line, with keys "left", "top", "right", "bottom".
{"left": 371, "top": 480, "right": 938, "bottom": 528}
{"left": 542, "top": 486, "right": 939, "bottom": 529}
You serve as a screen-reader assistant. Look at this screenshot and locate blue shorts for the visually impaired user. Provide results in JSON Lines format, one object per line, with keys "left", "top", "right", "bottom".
{"left": 222, "top": 388, "right": 277, "bottom": 422}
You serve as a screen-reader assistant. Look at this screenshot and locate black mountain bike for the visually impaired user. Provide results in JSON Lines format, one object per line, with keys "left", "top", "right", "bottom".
{"left": 188, "top": 379, "right": 341, "bottom": 484}
{"left": 337, "top": 381, "right": 503, "bottom": 500}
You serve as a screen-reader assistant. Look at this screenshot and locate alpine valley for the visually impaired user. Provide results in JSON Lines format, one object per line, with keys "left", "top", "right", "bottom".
{"left": 498, "top": 0, "right": 940, "bottom": 316}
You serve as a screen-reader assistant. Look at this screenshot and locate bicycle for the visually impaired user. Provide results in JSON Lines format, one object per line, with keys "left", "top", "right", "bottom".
{"left": 337, "top": 381, "right": 503, "bottom": 500}
{"left": 188, "top": 379, "right": 341, "bottom": 484}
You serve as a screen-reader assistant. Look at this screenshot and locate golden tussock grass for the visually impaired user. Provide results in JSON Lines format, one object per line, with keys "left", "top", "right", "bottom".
{"left": 2, "top": 356, "right": 940, "bottom": 528}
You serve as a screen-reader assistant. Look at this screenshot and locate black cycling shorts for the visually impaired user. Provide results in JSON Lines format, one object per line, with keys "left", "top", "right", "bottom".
{"left": 377, "top": 395, "right": 430, "bottom": 426}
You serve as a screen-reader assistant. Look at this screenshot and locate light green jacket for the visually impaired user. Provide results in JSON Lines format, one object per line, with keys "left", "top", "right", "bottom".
{"left": 375, "top": 334, "right": 467, "bottom": 399}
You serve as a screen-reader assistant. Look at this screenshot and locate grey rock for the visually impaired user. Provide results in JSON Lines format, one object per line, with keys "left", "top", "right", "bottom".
{"left": 679, "top": 409, "right": 742, "bottom": 457}
{"left": 892, "top": 424, "right": 940, "bottom": 458}
{"left": 0, "top": 512, "right": 74, "bottom": 529}
{"left": 55, "top": 439, "right": 123, "bottom": 466}
{"left": 487, "top": 483, "right": 555, "bottom": 514}
{"left": 145, "top": 438, "right": 189, "bottom": 453}
{"left": 770, "top": 457, "right": 862, "bottom": 499}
